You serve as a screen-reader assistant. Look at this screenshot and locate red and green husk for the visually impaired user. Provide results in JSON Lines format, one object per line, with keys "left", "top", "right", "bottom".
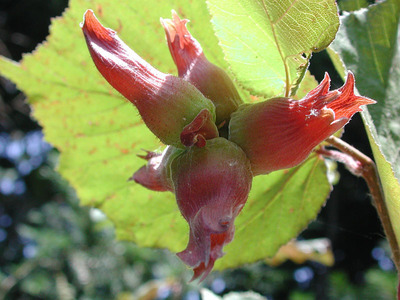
{"left": 171, "top": 138, "right": 252, "bottom": 281}
{"left": 161, "top": 11, "right": 243, "bottom": 126}
{"left": 81, "top": 10, "right": 218, "bottom": 148}
{"left": 229, "top": 73, "right": 375, "bottom": 175}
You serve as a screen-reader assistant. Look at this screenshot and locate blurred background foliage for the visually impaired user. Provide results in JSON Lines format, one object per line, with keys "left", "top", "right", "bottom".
{"left": 0, "top": 0, "right": 398, "bottom": 299}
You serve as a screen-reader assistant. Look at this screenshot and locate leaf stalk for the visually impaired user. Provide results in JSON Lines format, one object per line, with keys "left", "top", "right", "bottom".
{"left": 323, "top": 136, "right": 400, "bottom": 272}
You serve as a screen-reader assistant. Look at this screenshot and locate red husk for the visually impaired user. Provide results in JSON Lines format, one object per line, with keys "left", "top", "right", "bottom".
{"left": 81, "top": 10, "right": 217, "bottom": 147}
{"left": 229, "top": 72, "right": 376, "bottom": 175}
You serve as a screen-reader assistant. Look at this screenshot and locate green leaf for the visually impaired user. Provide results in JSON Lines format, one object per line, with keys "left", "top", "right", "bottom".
{"left": 206, "top": 0, "right": 339, "bottom": 98}
{"left": 0, "top": 0, "right": 331, "bottom": 270}
{"left": 293, "top": 71, "right": 318, "bottom": 99}
{"left": 338, "top": 0, "right": 369, "bottom": 12}
{"left": 330, "top": 0, "right": 400, "bottom": 252}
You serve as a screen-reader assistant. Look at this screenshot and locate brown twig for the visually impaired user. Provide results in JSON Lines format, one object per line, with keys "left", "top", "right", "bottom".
{"left": 322, "top": 136, "right": 400, "bottom": 272}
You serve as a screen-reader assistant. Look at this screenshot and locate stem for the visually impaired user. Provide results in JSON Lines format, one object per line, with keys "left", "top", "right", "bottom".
{"left": 324, "top": 136, "right": 400, "bottom": 272}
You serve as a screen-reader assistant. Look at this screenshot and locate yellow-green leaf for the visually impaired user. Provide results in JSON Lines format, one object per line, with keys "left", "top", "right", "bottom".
{"left": 207, "top": 0, "right": 339, "bottom": 98}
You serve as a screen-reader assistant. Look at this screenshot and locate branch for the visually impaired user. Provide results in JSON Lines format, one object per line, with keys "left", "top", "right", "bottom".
{"left": 321, "top": 136, "right": 400, "bottom": 272}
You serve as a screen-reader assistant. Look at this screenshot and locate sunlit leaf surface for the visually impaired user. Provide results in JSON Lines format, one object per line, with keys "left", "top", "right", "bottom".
{"left": 207, "top": 0, "right": 339, "bottom": 98}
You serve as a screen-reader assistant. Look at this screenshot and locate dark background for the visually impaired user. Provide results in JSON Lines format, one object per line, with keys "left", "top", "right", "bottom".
{"left": 0, "top": 0, "right": 397, "bottom": 299}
